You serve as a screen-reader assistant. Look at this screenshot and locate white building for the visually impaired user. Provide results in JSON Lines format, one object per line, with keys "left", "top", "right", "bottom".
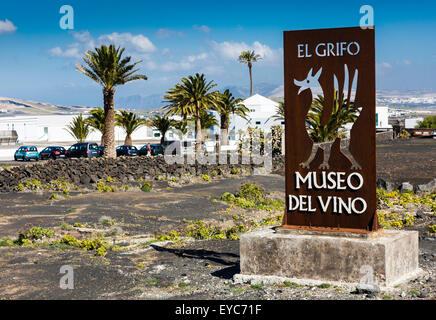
{"left": 208, "top": 94, "right": 283, "bottom": 141}
{"left": 405, "top": 117, "right": 424, "bottom": 129}
{"left": 375, "top": 106, "right": 392, "bottom": 131}
{"left": 0, "top": 114, "right": 168, "bottom": 144}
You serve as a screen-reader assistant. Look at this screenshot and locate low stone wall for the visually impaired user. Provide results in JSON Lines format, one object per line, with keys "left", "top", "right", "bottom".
{"left": 0, "top": 155, "right": 286, "bottom": 193}
{"left": 376, "top": 131, "right": 394, "bottom": 143}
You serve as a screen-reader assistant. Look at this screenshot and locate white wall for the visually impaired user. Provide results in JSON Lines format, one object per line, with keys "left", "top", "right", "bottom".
{"left": 0, "top": 114, "right": 162, "bottom": 144}
{"left": 376, "top": 106, "right": 391, "bottom": 129}
{"left": 405, "top": 117, "right": 424, "bottom": 129}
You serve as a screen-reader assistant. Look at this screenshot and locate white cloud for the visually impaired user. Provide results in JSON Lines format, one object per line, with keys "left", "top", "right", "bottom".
{"left": 193, "top": 25, "right": 211, "bottom": 33}
{"left": 0, "top": 19, "right": 17, "bottom": 34}
{"left": 48, "top": 46, "right": 81, "bottom": 59}
{"left": 48, "top": 31, "right": 157, "bottom": 61}
{"left": 156, "top": 53, "right": 209, "bottom": 72}
{"left": 210, "top": 40, "right": 281, "bottom": 63}
{"left": 381, "top": 62, "right": 392, "bottom": 69}
{"left": 155, "top": 28, "right": 184, "bottom": 39}
{"left": 186, "top": 53, "right": 208, "bottom": 63}
{"left": 97, "top": 32, "right": 156, "bottom": 54}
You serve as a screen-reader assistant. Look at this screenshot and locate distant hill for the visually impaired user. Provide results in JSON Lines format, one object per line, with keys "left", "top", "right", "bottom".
{"left": 115, "top": 82, "right": 285, "bottom": 110}
{"left": 0, "top": 97, "right": 93, "bottom": 116}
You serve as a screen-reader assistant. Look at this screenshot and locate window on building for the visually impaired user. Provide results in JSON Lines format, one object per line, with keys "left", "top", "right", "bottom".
{"left": 255, "top": 121, "right": 261, "bottom": 125}
{"left": 376, "top": 113, "right": 378, "bottom": 126}
{"left": 154, "top": 132, "right": 161, "bottom": 138}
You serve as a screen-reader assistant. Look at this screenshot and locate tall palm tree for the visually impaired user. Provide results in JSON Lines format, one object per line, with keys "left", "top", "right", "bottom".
{"left": 76, "top": 44, "right": 147, "bottom": 158}
{"left": 270, "top": 101, "right": 285, "bottom": 122}
{"left": 307, "top": 91, "right": 360, "bottom": 143}
{"left": 65, "top": 114, "right": 92, "bottom": 143}
{"left": 86, "top": 108, "right": 106, "bottom": 145}
{"left": 147, "top": 115, "right": 175, "bottom": 145}
{"left": 163, "top": 86, "right": 195, "bottom": 121}
{"left": 238, "top": 50, "right": 262, "bottom": 97}
{"left": 217, "top": 89, "right": 249, "bottom": 145}
{"left": 115, "top": 110, "right": 146, "bottom": 145}
{"left": 163, "top": 74, "right": 221, "bottom": 150}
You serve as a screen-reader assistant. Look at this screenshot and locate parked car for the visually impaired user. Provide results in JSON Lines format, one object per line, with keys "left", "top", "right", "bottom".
{"left": 139, "top": 144, "right": 164, "bottom": 156}
{"left": 66, "top": 143, "right": 99, "bottom": 158}
{"left": 116, "top": 145, "right": 139, "bottom": 157}
{"left": 98, "top": 146, "right": 104, "bottom": 157}
{"left": 39, "top": 146, "right": 66, "bottom": 160}
{"left": 139, "top": 144, "right": 151, "bottom": 156}
{"left": 150, "top": 144, "right": 164, "bottom": 156}
{"left": 161, "top": 140, "right": 181, "bottom": 155}
{"left": 14, "top": 146, "right": 39, "bottom": 161}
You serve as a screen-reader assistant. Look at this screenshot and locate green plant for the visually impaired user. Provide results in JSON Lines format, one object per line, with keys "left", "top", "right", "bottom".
{"left": 141, "top": 182, "right": 152, "bottom": 192}
{"left": 398, "top": 129, "right": 410, "bottom": 139}
{"left": 65, "top": 114, "right": 92, "bottom": 143}
{"left": 106, "top": 176, "right": 114, "bottom": 183}
{"left": 428, "top": 225, "right": 436, "bottom": 233}
{"left": 49, "top": 193, "right": 60, "bottom": 200}
{"left": 231, "top": 168, "right": 240, "bottom": 175}
{"left": 221, "top": 184, "right": 285, "bottom": 211}
{"left": 250, "top": 282, "right": 264, "bottom": 290}
{"left": 96, "top": 181, "right": 114, "bottom": 192}
{"left": 317, "top": 283, "right": 331, "bottom": 289}
{"left": 58, "top": 234, "right": 110, "bottom": 256}
{"left": 201, "top": 174, "right": 211, "bottom": 182}
{"left": 61, "top": 223, "right": 73, "bottom": 231}
{"left": 231, "top": 288, "right": 246, "bottom": 294}
{"left": 178, "top": 281, "right": 188, "bottom": 288}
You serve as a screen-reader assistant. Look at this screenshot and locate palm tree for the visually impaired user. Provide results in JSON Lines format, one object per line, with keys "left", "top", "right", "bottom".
{"left": 115, "top": 110, "right": 146, "bottom": 145}
{"left": 65, "top": 114, "right": 92, "bottom": 143}
{"left": 199, "top": 111, "right": 218, "bottom": 132}
{"left": 147, "top": 115, "right": 175, "bottom": 145}
{"left": 76, "top": 44, "right": 147, "bottom": 158}
{"left": 173, "top": 119, "right": 189, "bottom": 140}
{"left": 270, "top": 101, "right": 285, "bottom": 122}
{"left": 307, "top": 90, "right": 360, "bottom": 143}
{"left": 217, "top": 89, "right": 249, "bottom": 145}
{"left": 238, "top": 50, "right": 262, "bottom": 97}
{"left": 86, "top": 108, "right": 106, "bottom": 145}
{"left": 163, "top": 74, "right": 221, "bottom": 150}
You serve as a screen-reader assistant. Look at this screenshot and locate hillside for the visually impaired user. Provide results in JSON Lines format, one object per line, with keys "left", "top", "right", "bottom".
{"left": 0, "top": 97, "right": 93, "bottom": 116}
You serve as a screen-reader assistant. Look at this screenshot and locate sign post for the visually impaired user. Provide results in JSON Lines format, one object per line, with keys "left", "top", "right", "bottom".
{"left": 236, "top": 27, "right": 420, "bottom": 288}
{"left": 282, "top": 27, "right": 377, "bottom": 233}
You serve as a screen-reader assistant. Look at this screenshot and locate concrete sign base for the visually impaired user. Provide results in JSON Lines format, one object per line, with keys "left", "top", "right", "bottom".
{"left": 235, "top": 228, "right": 421, "bottom": 288}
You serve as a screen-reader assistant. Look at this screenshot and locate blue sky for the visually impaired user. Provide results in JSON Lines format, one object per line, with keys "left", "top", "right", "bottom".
{"left": 0, "top": 0, "right": 436, "bottom": 107}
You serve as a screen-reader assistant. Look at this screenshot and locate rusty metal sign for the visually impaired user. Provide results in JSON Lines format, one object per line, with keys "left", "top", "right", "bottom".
{"left": 283, "top": 27, "right": 378, "bottom": 232}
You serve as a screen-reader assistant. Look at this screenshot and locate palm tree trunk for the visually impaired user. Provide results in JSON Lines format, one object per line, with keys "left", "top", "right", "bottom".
{"left": 100, "top": 133, "right": 105, "bottom": 146}
{"left": 195, "top": 106, "right": 202, "bottom": 151}
{"left": 220, "top": 114, "right": 229, "bottom": 145}
{"left": 103, "top": 88, "right": 116, "bottom": 158}
{"left": 160, "top": 133, "right": 165, "bottom": 146}
{"left": 125, "top": 134, "right": 132, "bottom": 146}
{"left": 249, "top": 65, "right": 253, "bottom": 97}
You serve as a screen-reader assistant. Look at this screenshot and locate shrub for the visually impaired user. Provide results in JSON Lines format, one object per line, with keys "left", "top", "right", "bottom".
{"left": 230, "top": 168, "right": 240, "bottom": 175}
{"left": 201, "top": 174, "right": 211, "bottom": 182}
{"left": 141, "top": 182, "right": 152, "bottom": 192}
